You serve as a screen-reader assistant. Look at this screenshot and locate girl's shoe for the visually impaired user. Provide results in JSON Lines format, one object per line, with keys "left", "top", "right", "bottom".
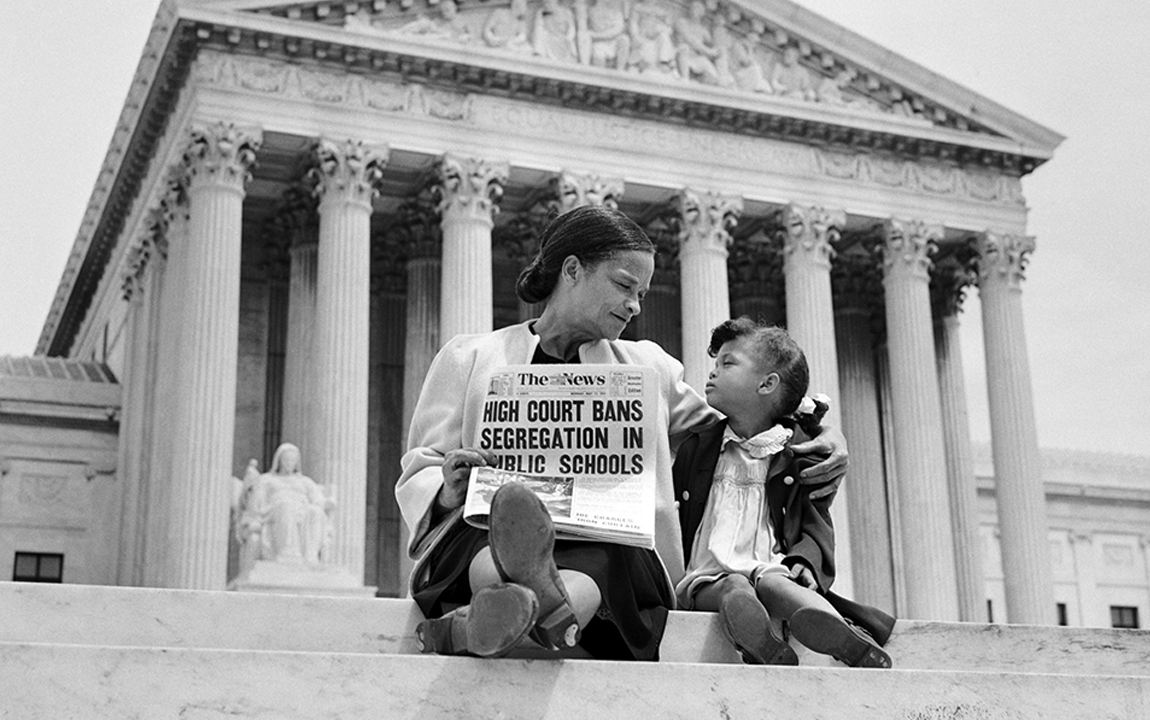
{"left": 488, "top": 482, "right": 581, "bottom": 650}
{"left": 788, "top": 607, "right": 893, "bottom": 668}
{"left": 719, "top": 591, "right": 799, "bottom": 665}
{"left": 416, "top": 582, "right": 539, "bottom": 657}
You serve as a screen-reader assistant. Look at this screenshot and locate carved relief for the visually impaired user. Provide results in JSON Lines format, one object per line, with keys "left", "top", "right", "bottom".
{"left": 976, "top": 231, "right": 1035, "bottom": 288}
{"left": 554, "top": 170, "right": 624, "bottom": 212}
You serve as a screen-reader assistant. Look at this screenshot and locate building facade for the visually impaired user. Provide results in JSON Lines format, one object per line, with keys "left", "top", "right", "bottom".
{"left": 26, "top": 0, "right": 1073, "bottom": 623}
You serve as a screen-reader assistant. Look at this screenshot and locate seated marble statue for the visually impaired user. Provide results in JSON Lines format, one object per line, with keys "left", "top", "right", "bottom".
{"left": 239, "top": 443, "right": 334, "bottom": 568}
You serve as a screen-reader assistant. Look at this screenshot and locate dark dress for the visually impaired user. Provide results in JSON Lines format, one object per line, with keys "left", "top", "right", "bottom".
{"left": 410, "top": 343, "right": 673, "bottom": 661}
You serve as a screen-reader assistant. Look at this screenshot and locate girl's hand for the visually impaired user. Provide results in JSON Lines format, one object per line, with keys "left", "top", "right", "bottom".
{"left": 789, "top": 563, "right": 818, "bottom": 590}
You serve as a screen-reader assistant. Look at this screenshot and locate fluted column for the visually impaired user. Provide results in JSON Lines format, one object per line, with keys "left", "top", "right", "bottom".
{"left": 282, "top": 189, "right": 319, "bottom": 460}
{"left": 875, "top": 342, "right": 909, "bottom": 611}
{"left": 115, "top": 226, "right": 161, "bottom": 586}
{"left": 780, "top": 204, "right": 852, "bottom": 596}
{"left": 398, "top": 195, "right": 443, "bottom": 440}
{"left": 832, "top": 241, "right": 894, "bottom": 610}
{"left": 675, "top": 189, "right": 742, "bottom": 392}
{"left": 309, "top": 138, "right": 388, "bottom": 585}
{"left": 880, "top": 218, "right": 958, "bottom": 620}
{"left": 977, "top": 231, "right": 1053, "bottom": 624}
{"left": 436, "top": 154, "right": 508, "bottom": 344}
{"left": 932, "top": 253, "right": 984, "bottom": 622}
{"left": 166, "top": 122, "right": 261, "bottom": 589}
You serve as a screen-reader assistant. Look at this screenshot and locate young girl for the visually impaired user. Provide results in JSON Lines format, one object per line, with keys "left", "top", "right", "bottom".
{"left": 673, "top": 317, "right": 893, "bottom": 667}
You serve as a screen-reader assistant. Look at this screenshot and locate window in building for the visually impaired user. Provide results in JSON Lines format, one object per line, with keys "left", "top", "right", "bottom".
{"left": 1056, "top": 603, "right": 1069, "bottom": 626}
{"left": 12, "top": 552, "right": 64, "bottom": 583}
{"left": 1110, "top": 606, "right": 1139, "bottom": 629}
{"left": 986, "top": 599, "right": 994, "bottom": 623}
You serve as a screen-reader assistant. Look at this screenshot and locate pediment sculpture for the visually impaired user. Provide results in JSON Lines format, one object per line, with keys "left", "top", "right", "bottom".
{"left": 337, "top": 0, "right": 922, "bottom": 120}
{"left": 233, "top": 443, "right": 335, "bottom": 578}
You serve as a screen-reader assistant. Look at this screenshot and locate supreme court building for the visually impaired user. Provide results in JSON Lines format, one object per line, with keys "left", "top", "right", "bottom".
{"left": 9, "top": 0, "right": 1108, "bottom": 626}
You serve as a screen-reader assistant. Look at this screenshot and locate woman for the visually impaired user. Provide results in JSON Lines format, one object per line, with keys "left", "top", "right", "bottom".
{"left": 396, "top": 205, "right": 846, "bottom": 660}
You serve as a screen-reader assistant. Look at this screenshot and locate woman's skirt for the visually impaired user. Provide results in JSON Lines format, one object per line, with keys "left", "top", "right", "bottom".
{"left": 411, "top": 521, "right": 672, "bottom": 661}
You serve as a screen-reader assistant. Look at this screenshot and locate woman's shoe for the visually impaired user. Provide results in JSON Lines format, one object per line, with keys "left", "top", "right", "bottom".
{"left": 719, "top": 592, "right": 799, "bottom": 666}
{"left": 416, "top": 582, "right": 539, "bottom": 657}
{"left": 788, "top": 607, "right": 893, "bottom": 668}
{"left": 488, "top": 482, "right": 581, "bottom": 650}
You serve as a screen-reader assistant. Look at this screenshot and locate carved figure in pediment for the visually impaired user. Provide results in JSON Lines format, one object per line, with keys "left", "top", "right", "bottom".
{"left": 816, "top": 68, "right": 853, "bottom": 106}
{"left": 483, "top": 0, "right": 532, "bottom": 52}
{"left": 585, "top": 0, "right": 631, "bottom": 70}
{"left": 395, "top": 0, "right": 473, "bottom": 44}
{"left": 343, "top": 8, "right": 376, "bottom": 31}
{"left": 727, "top": 31, "right": 773, "bottom": 94}
{"left": 533, "top": 0, "right": 579, "bottom": 62}
{"left": 627, "top": 0, "right": 676, "bottom": 75}
{"left": 673, "top": 1, "right": 721, "bottom": 84}
{"left": 770, "top": 46, "right": 815, "bottom": 101}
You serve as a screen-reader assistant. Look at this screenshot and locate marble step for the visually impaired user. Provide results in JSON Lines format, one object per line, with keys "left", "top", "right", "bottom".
{"left": 3, "top": 581, "right": 1150, "bottom": 676}
{"left": 1, "top": 641, "right": 1147, "bottom": 720}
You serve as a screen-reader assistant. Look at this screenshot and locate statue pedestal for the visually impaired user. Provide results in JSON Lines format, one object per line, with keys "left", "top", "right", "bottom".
{"left": 228, "top": 560, "right": 377, "bottom": 598}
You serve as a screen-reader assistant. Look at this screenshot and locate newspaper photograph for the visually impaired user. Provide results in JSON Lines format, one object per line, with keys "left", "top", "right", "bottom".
{"left": 463, "top": 364, "right": 658, "bottom": 548}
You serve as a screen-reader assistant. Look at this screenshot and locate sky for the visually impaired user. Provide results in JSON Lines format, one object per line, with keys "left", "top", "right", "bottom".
{"left": 1, "top": 1, "right": 1148, "bottom": 457}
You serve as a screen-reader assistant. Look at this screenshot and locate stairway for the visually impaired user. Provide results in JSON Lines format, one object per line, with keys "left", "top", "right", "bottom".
{"left": 1, "top": 582, "right": 1147, "bottom": 718}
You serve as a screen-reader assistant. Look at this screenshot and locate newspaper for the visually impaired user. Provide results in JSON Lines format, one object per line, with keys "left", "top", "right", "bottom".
{"left": 463, "top": 364, "right": 658, "bottom": 548}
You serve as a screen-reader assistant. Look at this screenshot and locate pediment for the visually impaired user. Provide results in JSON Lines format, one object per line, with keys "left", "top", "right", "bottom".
{"left": 181, "top": 0, "right": 1061, "bottom": 161}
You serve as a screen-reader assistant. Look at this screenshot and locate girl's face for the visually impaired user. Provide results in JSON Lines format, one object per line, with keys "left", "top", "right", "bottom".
{"left": 705, "top": 336, "right": 774, "bottom": 418}
{"left": 561, "top": 250, "right": 654, "bottom": 342}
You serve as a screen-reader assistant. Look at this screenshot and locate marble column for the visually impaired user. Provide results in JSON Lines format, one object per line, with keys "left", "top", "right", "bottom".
{"left": 309, "top": 138, "right": 388, "bottom": 586}
{"left": 875, "top": 343, "right": 909, "bottom": 612}
{"left": 436, "top": 154, "right": 508, "bottom": 345}
{"left": 675, "top": 189, "right": 742, "bottom": 392}
{"left": 779, "top": 204, "right": 852, "bottom": 596}
{"left": 398, "top": 195, "right": 443, "bottom": 439}
{"left": 932, "top": 254, "right": 985, "bottom": 622}
{"left": 976, "top": 231, "right": 1053, "bottom": 624}
{"left": 166, "top": 122, "right": 261, "bottom": 590}
{"left": 880, "top": 218, "right": 958, "bottom": 620}
{"left": 143, "top": 181, "right": 185, "bottom": 588}
{"left": 115, "top": 226, "right": 161, "bottom": 587}
{"left": 832, "top": 241, "right": 894, "bottom": 610}
{"left": 281, "top": 190, "right": 319, "bottom": 461}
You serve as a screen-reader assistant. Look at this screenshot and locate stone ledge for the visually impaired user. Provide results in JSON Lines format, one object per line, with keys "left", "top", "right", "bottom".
{"left": 1, "top": 642, "right": 1146, "bottom": 720}
{"left": 3, "top": 581, "right": 1149, "bottom": 676}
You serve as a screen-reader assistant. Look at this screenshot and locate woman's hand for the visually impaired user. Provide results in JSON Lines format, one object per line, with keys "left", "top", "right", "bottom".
{"left": 789, "top": 424, "right": 848, "bottom": 500}
{"left": 435, "top": 448, "right": 498, "bottom": 513}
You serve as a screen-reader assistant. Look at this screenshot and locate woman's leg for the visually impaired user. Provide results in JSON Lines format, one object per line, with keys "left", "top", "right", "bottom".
{"left": 471, "top": 546, "right": 601, "bottom": 628}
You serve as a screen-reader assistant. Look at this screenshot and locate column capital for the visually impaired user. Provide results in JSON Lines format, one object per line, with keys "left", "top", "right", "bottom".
{"left": 554, "top": 171, "right": 624, "bottom": 212}
{"left": 435, "top": 154, "right": 508, "bottom": 225}
{"left": 181, "top": 122, "right": 262, "bottom": 193}
{"left": 880, "top": 218, "right": 941, "bottom": 281}
{"left": 976, "top": 230, "right": 1036, "bottom": 289}
{"left": 674, "top": 188, "right": 743, "bottom": 259}
{"left": 308, "top": 138, "right": 388, "bottom": 209}
{"left": 778, "top": 204, "right": 845, "bottom": 269}
{"left": 121, "top": 240, "right": 151, "bottom": 302}
{"left": 930, "top": 241, "right": 979, "bottom": 319}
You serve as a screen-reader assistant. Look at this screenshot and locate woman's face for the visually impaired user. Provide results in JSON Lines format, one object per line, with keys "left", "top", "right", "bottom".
{"left": 562, "top": 250, "right": 654, "bottom": 342}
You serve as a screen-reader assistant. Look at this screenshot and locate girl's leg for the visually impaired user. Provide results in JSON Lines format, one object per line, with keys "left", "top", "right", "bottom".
{"left": 756, "top": 573, "right": 891, "bottom": 668}
{"left": 692, "top": 574, "right": 797, "bottom": 665}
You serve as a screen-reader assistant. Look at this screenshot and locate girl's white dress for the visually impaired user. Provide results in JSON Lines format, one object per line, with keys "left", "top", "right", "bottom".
{"left": 675, "top": 423, "right": 793, "bottom": 608}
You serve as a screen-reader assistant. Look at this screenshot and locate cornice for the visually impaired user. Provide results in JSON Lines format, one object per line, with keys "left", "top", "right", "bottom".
{"left": 37, "top": 0, "right": 197, "bottom": 356}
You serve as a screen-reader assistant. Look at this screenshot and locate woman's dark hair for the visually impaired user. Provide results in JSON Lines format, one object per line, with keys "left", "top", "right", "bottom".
{"left": 515, "top": 205, "right": 655, "bottom": 304}
{"left": 708, "top": 316, "right": 809, "bottom": 415}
